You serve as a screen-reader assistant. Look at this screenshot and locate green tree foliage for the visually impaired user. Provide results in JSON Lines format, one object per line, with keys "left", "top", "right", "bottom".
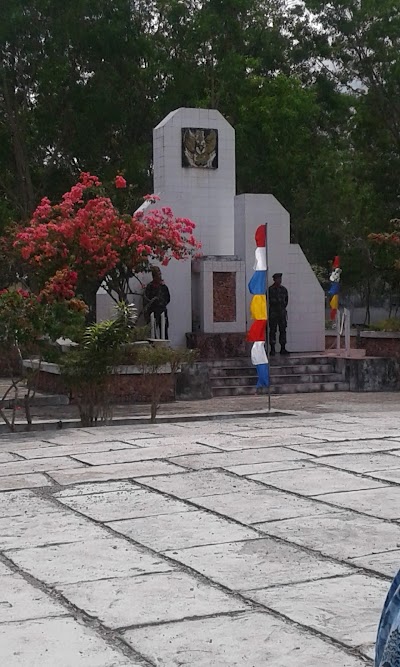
{"left": 1, "top": 0, "right": 400, "bottom": 297}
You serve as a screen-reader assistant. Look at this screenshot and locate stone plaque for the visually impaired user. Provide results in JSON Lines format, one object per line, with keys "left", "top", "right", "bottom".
{"left": 213, "top": 272, "right": 236, "bottom": 322}
{"left": 182, "top": 128, "right": 218, "bottom": 169}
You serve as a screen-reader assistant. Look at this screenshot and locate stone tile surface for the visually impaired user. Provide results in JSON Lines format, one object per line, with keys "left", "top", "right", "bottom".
{"left": 0, "top": 573, "right": 67, "bottom": 622}
{"left": 0, "top": 617, "right": 134, "bottom": 666}
{"left": 109, "top": 510, "right": 259, "bottom": 551}
{"left": 7, "top": 538, "right": 172, "bottom": 585}
{"left": 226, "top": 460, "right": 309, "bottom": 476}
{"left": 290, "top": 438, "right": 400, "bottom": 457}
{"left": 168, "top": 446, "right": 309, "bottom": 470}
{"left": 49, "top": 460, "right": 184, "bottom": 485}
{"left": 139, "top": 469, "right": 267, "bottom": 498}
{"left": 0, "top": 510, "right": 106, "bottom": 550}
{"left": 351, "top": 550, "right": 400, "bottom": 577}
{"left": 0, "top": 457, "right": 86, "bottom": 475}
{"left": 0, "top": 489, "right": 58, "bottom": 517}
{"left": 257, "top": 510, "right": 400, "bottom": 560}
{"left": 2, "top": 408, "right": 400, "bottom": 665}
{"left": 59, "top": 571, "right": 248, "bottom": 628}
{"left": 252, "top": 463, "right": 385, "bottom": 496}
{"left": 72, "top": 442, "right": 216, "bottom": 466}
{"left": 58, "top": 488, "right": 193, "bottom": 521}
{"left": 247, "top": 574, "right": 387, "bottom": 651}
{"left": 0, "top": 452, "right": 17, "bottom": 463}
{"left": 318, "top": 486, "right": 400, "bottom": 519}
{"left": 189, "top": 488, "right": 341, "bottom": 524}
{"left": 17, "top": 441, "right": 138, "bottom": 460}
{"left": 0, "top": 473, "right": 52, "bottom": 491}
{"left": 313, "top": 452, "right": 400, "bottom": 473}
{"left": 124, "top": 611, "right": 368, "bottom": 666}
{"left": 54, "top": 480, "right": 138, "bottom": 497}
{"left": 165, "top": 538, "right": 350, "bottom": 590}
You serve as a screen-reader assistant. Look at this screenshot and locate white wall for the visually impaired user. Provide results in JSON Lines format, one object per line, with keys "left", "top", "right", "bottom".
{"left": 153, "top": 108, "right": 236, "bottom": 256}
{"left": 234, "top": 194, "right": 325, "bottom": 352}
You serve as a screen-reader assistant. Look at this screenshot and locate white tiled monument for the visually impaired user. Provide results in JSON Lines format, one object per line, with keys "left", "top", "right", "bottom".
{"left": 97, "top": 107, "right": 324, "bottom": 352}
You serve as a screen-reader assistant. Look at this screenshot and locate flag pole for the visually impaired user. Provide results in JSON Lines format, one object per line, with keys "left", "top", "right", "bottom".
{"left": 265, "top": 222, "right": 271, "bottom": 412}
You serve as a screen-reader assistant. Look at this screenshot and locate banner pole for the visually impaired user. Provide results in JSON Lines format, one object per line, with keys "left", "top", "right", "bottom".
{"left": 265, "top": 222, "right": 271, "bottom": 412}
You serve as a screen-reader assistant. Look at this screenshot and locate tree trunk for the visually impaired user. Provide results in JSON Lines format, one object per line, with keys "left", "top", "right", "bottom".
{"left": 1, "top": 71, "right": 35, "bottom": 217}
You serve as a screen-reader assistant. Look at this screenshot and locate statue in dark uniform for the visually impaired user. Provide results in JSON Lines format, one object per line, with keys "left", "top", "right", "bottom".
{"left": 268, "top": 272, "right": 289, "bottom": 356}
{"left": 144, "top": 267, "right": 170, "bottom": 339}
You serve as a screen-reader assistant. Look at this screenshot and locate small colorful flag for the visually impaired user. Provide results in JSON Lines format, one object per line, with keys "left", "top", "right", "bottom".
{"left": 247, "top": 225, "right": 269, "bottom": 388}
{"left": 328, "top": 256, "right": 341, "bottom": 320}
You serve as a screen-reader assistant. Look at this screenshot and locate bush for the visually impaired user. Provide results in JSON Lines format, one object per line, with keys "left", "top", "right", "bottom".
{"left": 60, "top": 302, "right": 138, "bottom": 426}
{"left": 135, "top": 346, "right": 197, "bottom": 422}
{"left": 371, "top": 318, "right": 400, "bottom": 332}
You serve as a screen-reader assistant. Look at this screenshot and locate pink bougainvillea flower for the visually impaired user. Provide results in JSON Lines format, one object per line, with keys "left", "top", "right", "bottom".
{"left": 115, "top": 175, "right": 127, "bottom": 189}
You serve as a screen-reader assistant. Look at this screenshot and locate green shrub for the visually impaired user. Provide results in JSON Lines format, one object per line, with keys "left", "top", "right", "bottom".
{"left": 371, "top": 318, "right": 400, "bottom": 332}
{"left": 135, "top": 346, "right": 197, "bottom": 422}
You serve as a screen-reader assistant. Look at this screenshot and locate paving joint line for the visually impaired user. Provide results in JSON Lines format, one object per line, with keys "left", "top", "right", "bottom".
{"left": 0, "top": 551, "right": 155, "bottom": 666}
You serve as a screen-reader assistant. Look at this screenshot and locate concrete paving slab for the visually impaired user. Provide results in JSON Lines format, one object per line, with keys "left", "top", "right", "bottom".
{"left": 169, "top": 446, "right": 310, "bottom": 470}
{"left": 72, "top": 442, "right": 217, "bottom": 466}
{"left": 138, "top": 469, "right": 272, "bottom": 499}
{"left": 0, "top": 452, "right": 17, "bottom": 463}
{"left": 290, "top": 439, "right": 400, "bottom": 457}
{"left": 17, "top": 441, "right": 139, "bottom": 460}
{"left": 189, "top": 488, "right": 344, "bottom": 524}
{"left": 316, "top": 486, "right": 400, "bottom": 519}
{"left": 0, "top": 573, "right": 67, "bottom": 622}
{"left": 0, "top": 473, "right": 52, "bottom": 491}
{"left": 49, "top": 460, "right": 185, "bottom": 485}
{"left": 108, "top": 510, "right": 260, "bottom": 551}
{"left": 257, "top": 510, "right": 400, "bottom": 560}
{"left": 367, "top": 467, "right": 400, "bottom": 484}
{"left": 59, "top": 571, "right": 248, "bottom": 628}
{"left": 251, "top": 463, "right": 385, "bottom": 496}
{"left": 0, "top": 457, "right": 86, "bottom": 476}
{"left": 124, "top": 611, "right": 368, "bottom": 666}
{"left": 226, "top": 461, "right": 309, "bottom": 476}
{"left": 165, "top": 538, "right": 350, "bottom": 590}
{"left": 54, "top": 481, "right": 137, "bottom": 497}
{"left": 0, "top": 562, "right": 13, "bottom": 576}
{"left": 58, "top": 488, "right": 194, "bottom": 521}
{"left": 0, "top": 617, "right": 134, "bottom": 666}
{"left": 312, "top": 452, "right": 400, "bottom": 474}
{"left": 351, "top": 550, "right": 400, "bottom": 577}
{"left": 7, "top": 538, "right": 172, "bottom": 585}
{"left": 0, "top": 489, "right": 59, "bottom": 517}
{"left": 42, "top": 431, "right": 120, "bottom": 445}
{"left": 193, "top": 434, "right": 317, "bottom": 450}
{"left": 247, "top": 574, "right": 387, "bottom": 653}
{"left": 0, "top": 510, "right": 107, "bottom": 550}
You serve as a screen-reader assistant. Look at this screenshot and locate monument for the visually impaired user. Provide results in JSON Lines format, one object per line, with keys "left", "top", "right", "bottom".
{"left": 97, "top": 107, "right": 324, "bottom": 352}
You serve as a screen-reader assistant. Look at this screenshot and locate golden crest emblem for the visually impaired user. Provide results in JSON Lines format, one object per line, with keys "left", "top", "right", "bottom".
{"left": 182, "top": 128, "right": 218, "bottom": 169}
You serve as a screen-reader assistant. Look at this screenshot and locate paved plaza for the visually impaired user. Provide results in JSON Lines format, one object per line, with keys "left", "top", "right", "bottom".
{"left": 1, "top": 396, "right": 400, "bottom": 665}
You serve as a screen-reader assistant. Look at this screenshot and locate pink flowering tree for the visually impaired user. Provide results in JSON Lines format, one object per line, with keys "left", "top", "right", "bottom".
{"left": 12, "top": 173, "right": 201, "bottom": 315}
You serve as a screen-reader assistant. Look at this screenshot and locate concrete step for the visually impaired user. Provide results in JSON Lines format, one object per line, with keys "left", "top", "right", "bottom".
{"left": 210, "top": 363, "right": 336, "bottom": 377}
{"left": 210, "top": 356, "right": 338, "bottom": 369}
{"left": 212, "top": 381, "right": 350, "bottom": 397}
{"left": 3, "top": 393, "right": 69, "bottom": 408}
{"left": 210, "top": 373, "right": 344, "bottom": 388}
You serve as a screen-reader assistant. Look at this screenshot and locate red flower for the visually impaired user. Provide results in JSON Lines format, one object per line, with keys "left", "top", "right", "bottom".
{"left": 115, "top": 175, "right": 127, "bottom": 189}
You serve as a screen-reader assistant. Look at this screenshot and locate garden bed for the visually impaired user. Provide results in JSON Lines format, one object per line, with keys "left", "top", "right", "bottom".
{"left": 326, "top": 331, "right": 400, "bottom": 357}
{"left": 23, "top": 360, "right": 176, "bottom": 403}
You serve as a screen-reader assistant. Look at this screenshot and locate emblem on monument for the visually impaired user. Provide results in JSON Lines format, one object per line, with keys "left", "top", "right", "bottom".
{"left": 181, "top": 128, "right": 218, "bottom": 169}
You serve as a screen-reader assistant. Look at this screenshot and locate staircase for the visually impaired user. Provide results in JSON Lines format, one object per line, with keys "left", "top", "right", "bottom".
{"left": 209, "top": 356, "right": 349, "bottom": 397}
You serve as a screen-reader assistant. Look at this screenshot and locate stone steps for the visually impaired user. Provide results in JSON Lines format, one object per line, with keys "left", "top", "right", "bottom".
{"left": 212, "top": 381, "right": 350, "bottom": 397}
{"left": 210, "top": 363, "right": 336, "bottom": 377}
{"left": 209, "top": 355, "right": 349, "bottom": 396}
{"left": 211, "top": 373, "right": 343, "bottom": 388}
